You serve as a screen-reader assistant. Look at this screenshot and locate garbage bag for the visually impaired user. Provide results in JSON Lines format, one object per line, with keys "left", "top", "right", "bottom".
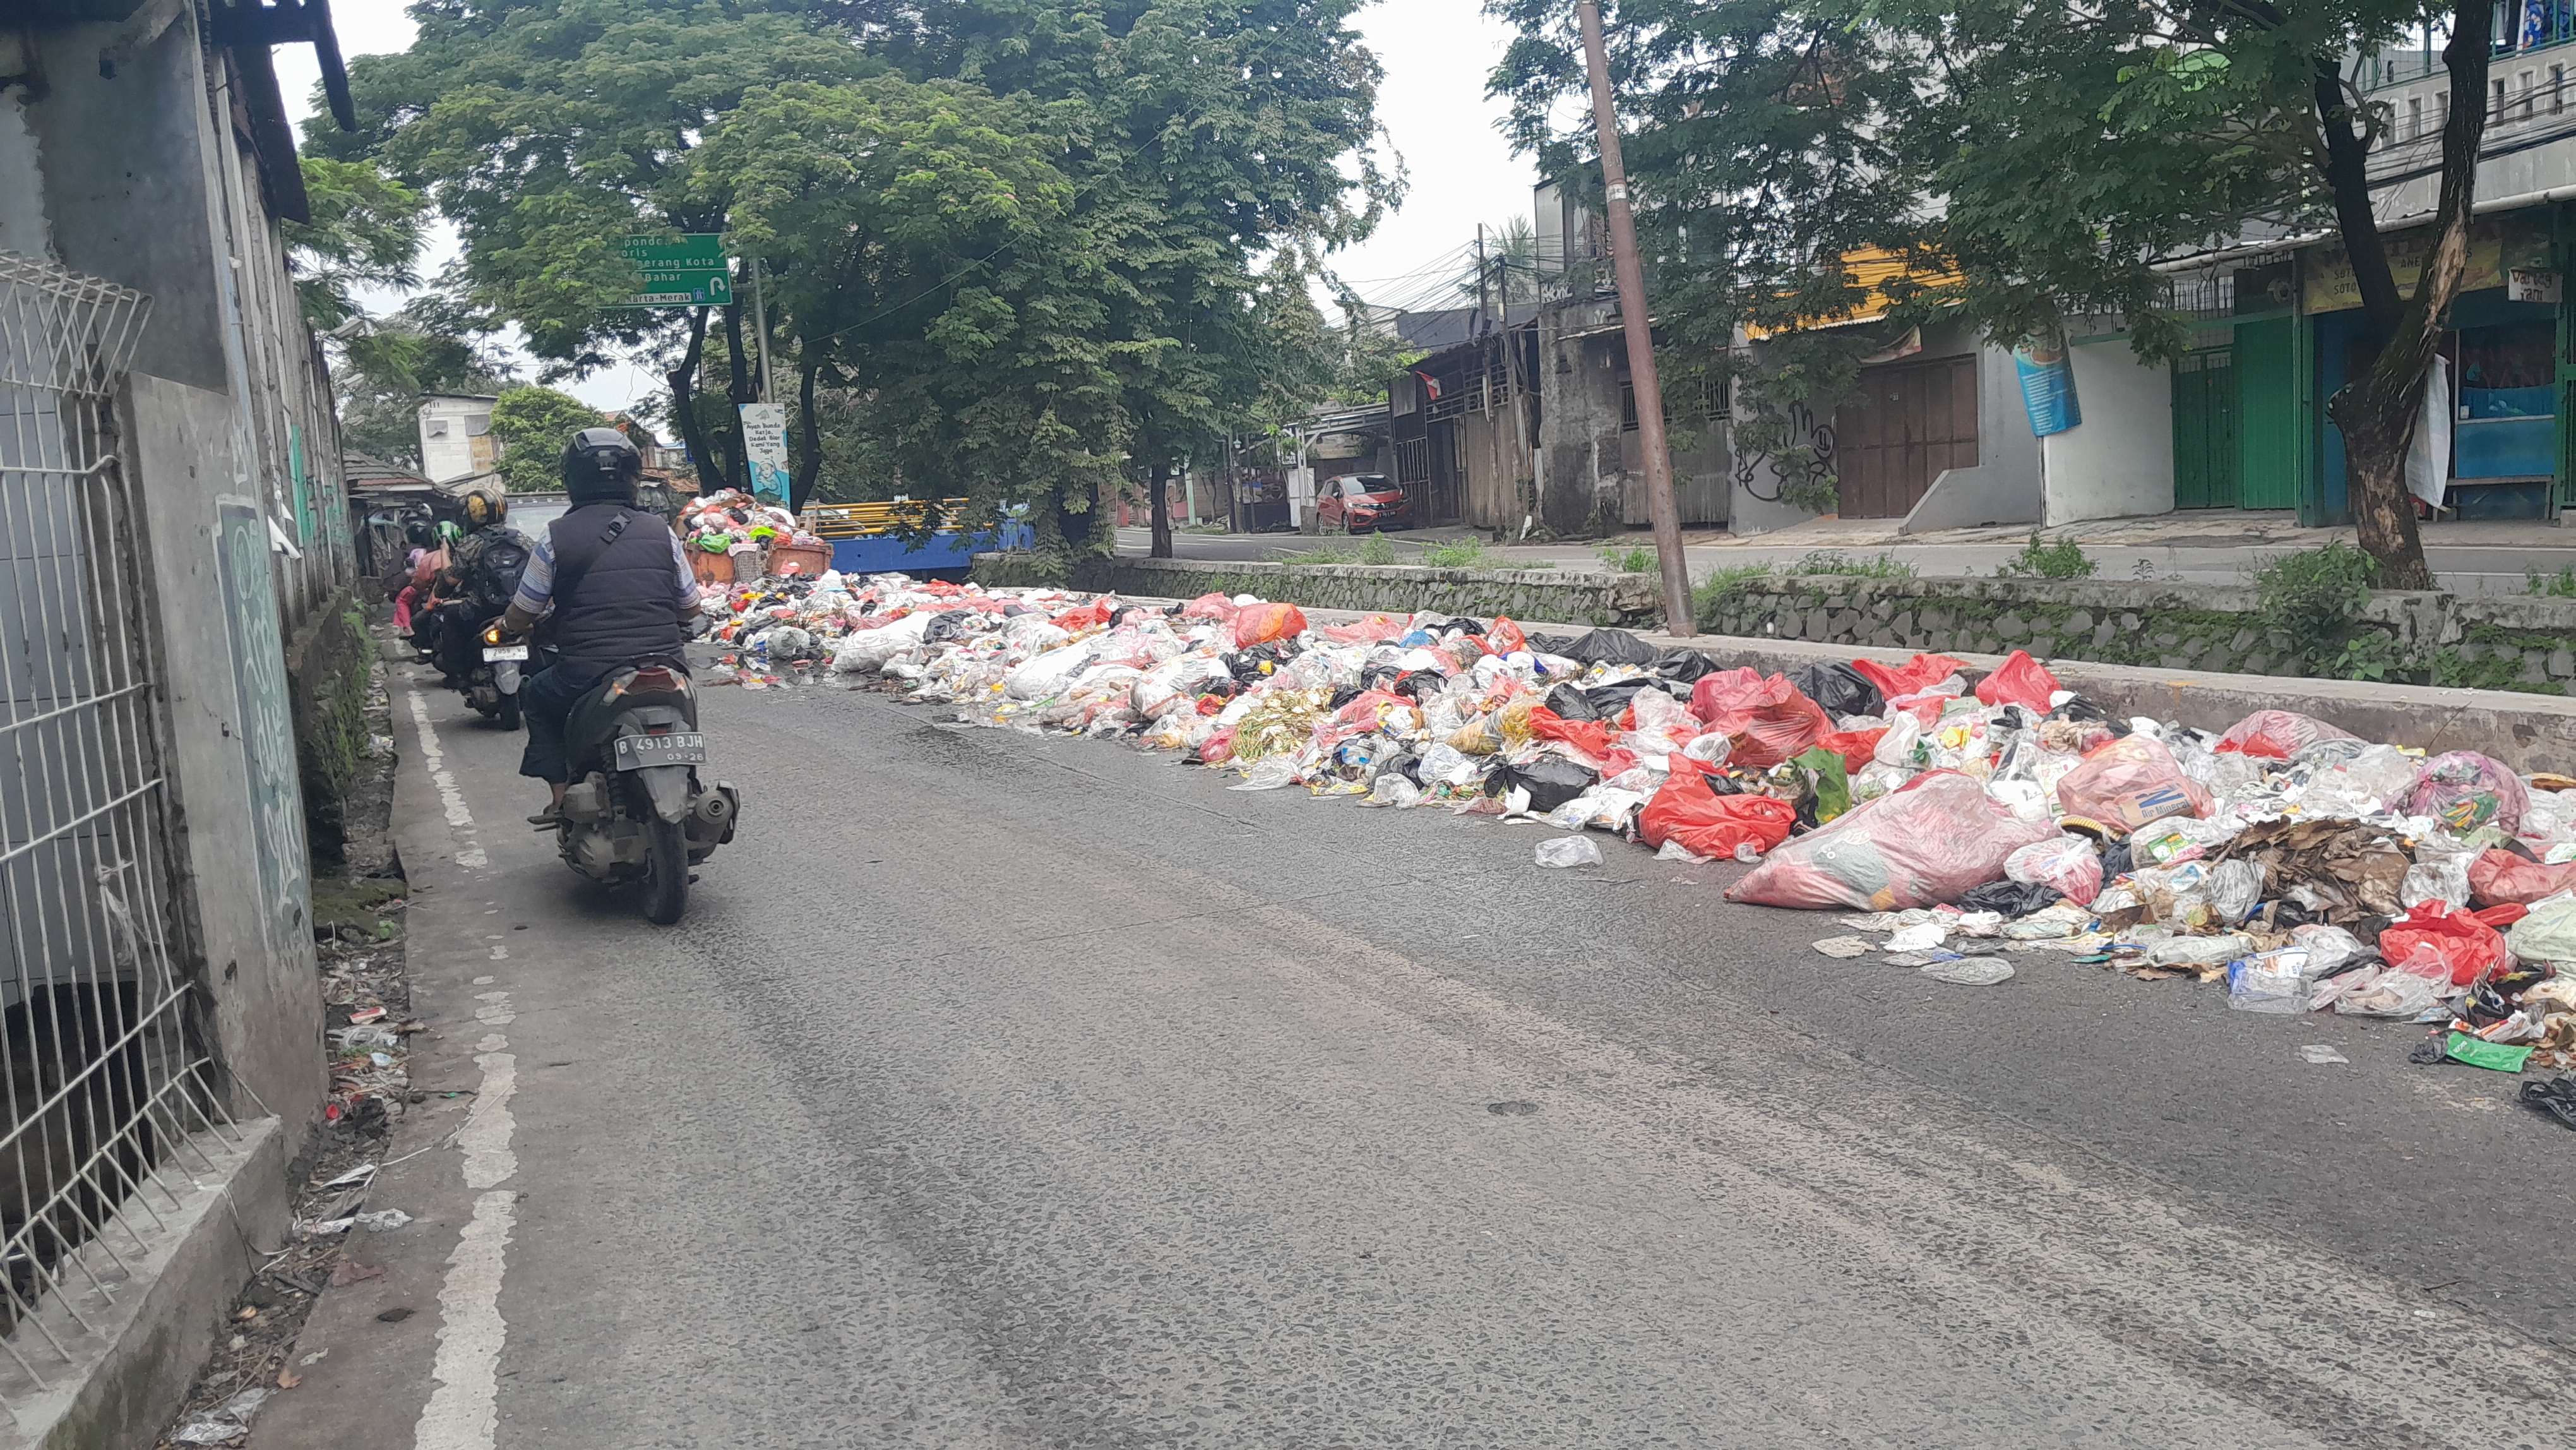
{"left": 1485, "top": 756, "right": 1599, "bottom": 813}
{"left": 2407, "top": 752, "right": 2529, "bottom": 836}
{"left": 2217, "top": 709, "right": 2355, "bottom": 758}
{"left": 1486, "top": 617, "right": 1530, "bottom": 654}
{"left": 1544, "top": 683, "right": 1602, "bottom": 722}
{"left": 1726, "top": 770, "right": 2060, "bottom": 911}
{"left": 2291, "top": 743, "right": 2419, "bottom": 818}
{"left": 1637, "top": 767, "right": 1798, "bottom": 861}
{"left": 2378, "top": 899, "right": 2508, "bottom": 987}
{"left": 2006, "top": 834, "right": 2105, "bottom": 906}
{"left": 1690, "top": 671, "right": 1832, "bottom": 771}
{"left": 1788, "top": 662, "right": 1885, "bottom": 719}
{"left": 1179, "top": 591, "right": 1239, "bottom": 621}
{"left": 1956, "top": 879, "right": 2061, "bottom": 918}
{"left": 2227, "top": 951, "right": 2310, "bottom": 1014}
{"left": 1813, "top": 728, "right": 1888, "bottom": 775}
{"left": 1974, "top": 649, "right": 2061, "bottom": 713}
{"left": 1549, "top": 628, "right": 1661, "bottom": 666}
{"left": 1232, "top": 602, "right": 1309, "bottom": 649}
{"left": 2054, "top": 734, "right": 2214, "bottom": 835}
{"left": 1528, "top": 706, "right": 1616, "bottom": 761}
{"left": 833, "top": 613, "right": 934, "bottom": 673}
{"left": 1850, "top": 652, "right": 1967, "bottom": 701}
{"left": 2401, "top": 848, "right": 2474, "bottom": 910}
{"left": 1535, "top": 835, "right": 1606, "bottom": 868}
{"left": 2506, "top": 892, "right": 2576, "bottom": 964}
{"left": 2470, "top": 848, "right": 2576, "bottom": 907}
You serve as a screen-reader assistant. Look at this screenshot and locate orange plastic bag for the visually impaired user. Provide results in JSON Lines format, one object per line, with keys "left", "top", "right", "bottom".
{"left": 1975, "top": 649, "right": 2061, "bottom": 712}
{"left": 1638, "top": 769, "right": 1798, "bottom": 861}
{"left": 2378, "top": 899, "right": 2509, "bottom": 987}
{"left": 1486, "top": 617, "right": 1529, "bottom": 654}
{"left": 2467, "top": 849, "right": 2576, "bottom": 908}
{"left": 1232, "top": 602, "right": 1308, "bottom": 648}
{"left": 1051, "top": 597, "right": 1114, "bottom": 630}
{"left": 1849, "top": 652, "right": 1966, "bottom": 700}
{"left": 1813, "top": 728, "right": 1888, "bottom": 774}
{"left": 2054, "top": 734, "right": 2214, "bottom": 834}
{"left": 1528, "top": 705, "right": 1616, "bottom": 760}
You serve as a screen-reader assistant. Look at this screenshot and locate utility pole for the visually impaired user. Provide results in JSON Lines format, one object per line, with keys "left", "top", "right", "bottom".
{"left": 749, "top": 256, "right": 775, "bottom": 403}
{"left": 1577, "top": 0, "right": 1695, "bottom": 637}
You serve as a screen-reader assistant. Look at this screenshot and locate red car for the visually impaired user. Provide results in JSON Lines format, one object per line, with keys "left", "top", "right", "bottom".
{"left": 1316, "top": 474, "right": 1414, "bottom": 533}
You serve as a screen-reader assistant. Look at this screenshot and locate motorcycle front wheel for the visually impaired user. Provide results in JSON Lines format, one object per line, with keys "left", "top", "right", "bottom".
{"left": 641, "top": 815, "right": 689, "bottom": 925}
{"left": 496, "top": 693, "right": 522, "bottom": 731}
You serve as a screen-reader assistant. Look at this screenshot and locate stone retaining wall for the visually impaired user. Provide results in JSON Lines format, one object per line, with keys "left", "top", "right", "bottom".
{"left": 971, "top": 554, "right": 1663, "bottom": 627}
{"left": 1703, "top": 575, "right": 2576, "bottom": 695}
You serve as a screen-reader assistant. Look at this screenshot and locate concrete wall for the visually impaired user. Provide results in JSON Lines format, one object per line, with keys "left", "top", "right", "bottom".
{"left": 974, "top": 554, "right": 1664, "bottom": 628}
{"left": 1535, "top": 305, "right": 1626, "bottom": 536}
{"left": 2041, "top": 338, "right": 2177, "bottom": 526}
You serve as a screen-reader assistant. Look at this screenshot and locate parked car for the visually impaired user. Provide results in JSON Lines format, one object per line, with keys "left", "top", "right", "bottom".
{"left": 1316, "top": 473, "right": 1413, "bottom": 533}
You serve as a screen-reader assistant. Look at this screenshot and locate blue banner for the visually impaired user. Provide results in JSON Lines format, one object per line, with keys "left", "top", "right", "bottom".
{"left": 2013, "top": 340, "right": 2082, "bottom": 437}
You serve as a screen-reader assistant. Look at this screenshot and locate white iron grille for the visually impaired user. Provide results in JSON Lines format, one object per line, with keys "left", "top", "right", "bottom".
{"left": 0, "top": 251, "right": 241, "bottom": 1386}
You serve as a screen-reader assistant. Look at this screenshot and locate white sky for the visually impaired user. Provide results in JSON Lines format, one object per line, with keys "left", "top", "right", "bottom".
{"left": 279, "top": 0, "right": 1538, "bottom": 410}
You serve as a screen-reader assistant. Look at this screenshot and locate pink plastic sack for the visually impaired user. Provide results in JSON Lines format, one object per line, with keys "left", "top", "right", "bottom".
{"left": 2217, "top": 709, "right": 2354, "bottom": 759}
{"left": 1974, "top": 650, "right": 2061, "bottom": 713}
{"left": 1725, "top": 771, "right": 2060, "bottom": 911}
{"left": 2054, "top": 734, "right": 2214, "bottom": 834}
{"left": 2005, "top": 834, "right": 2106, "bottom": 906}
{"left": 1688, "top": 668, "right": 1773, "bottom": 724}
{"left": 2469, "top": 848, "right": 2576, "bottom": 907}
{"left": 1179, "top": 592, "right": 1240, "bottom": 621}
{"left": 2407, "top": 752, "right": 2529, "bottom": 836}
{"left": 1320, "top": 614, "right": 1409, "bottom": 644}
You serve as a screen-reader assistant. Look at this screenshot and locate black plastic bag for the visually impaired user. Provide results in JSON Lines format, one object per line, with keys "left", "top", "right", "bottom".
{"left": 2097, "top": 841, "right": 2133, "bottom": 879}
{"left": 1392, "top": 669, "right": 1447, "bottom": 701}
{"left": 1553, "top": 626, "right": 1662, "bottom": 667}
{"left": 1956, "top": 879, "right": 2062, "bottom": 918}
{"left": 1582, "top": 679, "right": 1664, "bottom": 716}
{"left": 1374, "top": 751, "right": 1424, "bottom": 787}
{"left": 1544, "top": 683, "right": 1602, "bottom": 722}
{"left": 1328, "top": 685, "right": 1364, "bottom": 710}
{"left": 1788, "top": 662, "right": 1884, "bottom": 719}
{"left": 1653, "top": 647, "right": 1715, "bottom": 683}
{"left": 924, "top": 612, "right": 975, "bottom": 645}
{"left": 1484, "top": 757, "right": 1599, "bottom": 812}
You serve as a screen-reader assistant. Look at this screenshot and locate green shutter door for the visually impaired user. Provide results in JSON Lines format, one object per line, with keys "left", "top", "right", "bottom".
{"left": 2171, "top": 348, "right": 2240, "bottom": 508}
{"left": 2236, "top": 316, "right": 2299, "bottom": 509}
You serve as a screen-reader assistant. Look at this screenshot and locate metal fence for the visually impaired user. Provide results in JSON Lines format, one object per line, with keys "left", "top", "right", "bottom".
{"left": 0, "top": 251, "right": 241, "bottom": 1385}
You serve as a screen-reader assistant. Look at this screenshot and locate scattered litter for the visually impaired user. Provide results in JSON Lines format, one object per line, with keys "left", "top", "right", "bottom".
{"left": 1535, "top": 836, "right": 1603, "bottom": 868}
{"left": 2521, "top": 1076, "right": 2576, "bottom": 1130}
{"left": 172, "top": 1388, "right": 271, "bottom": 1444}
{"left": 1920, "top": 957, "right": 2015, "bottom": 986}
{"left": 2299, "top": 1045, "right": 2351, "bottom": 1064}
{"left": 1810, "top": 936, "right": 1872, "bottom": 959}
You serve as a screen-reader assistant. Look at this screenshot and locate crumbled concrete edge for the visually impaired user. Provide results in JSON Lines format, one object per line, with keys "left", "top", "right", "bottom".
{"left": 1, "top": 1118, "right": 287, "bottom": 1450}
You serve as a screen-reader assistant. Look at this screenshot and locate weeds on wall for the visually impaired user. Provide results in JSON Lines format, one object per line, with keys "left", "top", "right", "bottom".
{"left": 1996, "top": 534, "right": 2098, "bottom": 580}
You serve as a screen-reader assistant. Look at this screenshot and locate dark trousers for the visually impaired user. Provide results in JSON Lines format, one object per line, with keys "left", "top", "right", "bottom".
{"left": 518, "top": 659, "right": 623, "bottom": 784}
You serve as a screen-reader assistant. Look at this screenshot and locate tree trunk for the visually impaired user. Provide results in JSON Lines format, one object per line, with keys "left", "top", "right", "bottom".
{"left": 2320, "top": 0, "right": 2489, "bottom": 590}
{"left": 1148, "top": 462, "right": 1174, "bottom": 558}
{"left": 720, "top": 296, "right": 754, "bottom": 494}
{"left": 665, "top": 307, "right": 714, "bottom": 498}
{"left": 793, "top": 352, "right": 822, "bottom": 514}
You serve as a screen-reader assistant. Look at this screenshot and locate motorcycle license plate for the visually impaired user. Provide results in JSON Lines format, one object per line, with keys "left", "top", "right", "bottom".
{"left": 614, "top": 732, "right": 705, "bottom": 769}
{"left": 482, "top": 644, "right": 530, "bottom": 662}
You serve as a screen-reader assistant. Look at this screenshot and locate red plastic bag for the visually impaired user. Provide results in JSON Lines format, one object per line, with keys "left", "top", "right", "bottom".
{"left": 1528, "top": 706, "right": 1616, "bottom": 761}
{"left": 1486, "top": 617, "right": 1529, "bottom": 654}
{"left": 2377, "top": 899, "right": 2508, "bottom": 987}
{"left": 1726, "top": 770, "right": 2059, "bottom": 910}
{"left": 1813, "top": 728, "right": 1888, "bottom": 774}
{"left": 2217, "top": 709, "right": 2354, "bottom": 758}
{"left": 1179, "top": 592, "right": 1239, "bottom": 621}
{"left": 1974, "top": 649, "right": 2061, "bottom": 712}
{"left": 1688, "top": 668, "right": 1773, "bottom": 724}
{"left": 1196, "top": 727, "right": 1237, "bottom": 765}
{"left": 1320, "top": 614, "right": 1409, "bottom": 644}
{"left": 2468, "top": 849, "right": 2576, "bottom": 908}
{"left": 1232, "top": 602, "right": 1309, "bottom": 649}
{"left": 2054, "top": 734, "right": 2214, "bottom": 834}
{"left": 1693, "top": 675, "right": 1832, "bottom": 772}
{"left": 1850, "top": 652, "right": 1967, "bottom": 701}
{"left": 1051, "top": 597, "right": 1114, "bottom": 630}
{"left": 1638, "top": 769, "right": 1798, "bottom": 861}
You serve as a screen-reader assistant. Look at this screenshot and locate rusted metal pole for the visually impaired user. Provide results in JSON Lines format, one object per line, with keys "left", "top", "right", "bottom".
{"left": 1577, "top": 0, "right": 1695, "bottom": 637}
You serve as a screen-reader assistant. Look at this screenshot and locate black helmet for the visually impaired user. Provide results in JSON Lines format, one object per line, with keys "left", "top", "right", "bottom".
{"left": 561, "top": 427, "right": 643, "bottom": 503}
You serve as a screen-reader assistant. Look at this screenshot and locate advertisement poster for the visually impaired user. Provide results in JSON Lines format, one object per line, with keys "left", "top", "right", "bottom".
{"left": 739, "top": 402, "right": 790, "bottom": 501}
{"left": 2013, "top": 339, "right": 2082, "bottom": 437}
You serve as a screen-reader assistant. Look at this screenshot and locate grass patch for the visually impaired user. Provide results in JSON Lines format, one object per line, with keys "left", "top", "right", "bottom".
{"left": 1789, "top": 550, "right": 1916, "bottom": 578}
{"left": 1268, "top": 541, "right": 1358, "bottom": 565}
{"left": 1600, "top": 542, "right": 1656, "bottom": 573}
{"left": 2530, "top": 565, "right": 2576, "bottom": 598}
{"left": 1419, "top": 536, "right": 1491, "bottom": 568}
{"left": 1995, "top": 532, "right": 2098, "bottom": 580}
{"left": 1357, "top": 530, "right": 1400, "bottom": 565}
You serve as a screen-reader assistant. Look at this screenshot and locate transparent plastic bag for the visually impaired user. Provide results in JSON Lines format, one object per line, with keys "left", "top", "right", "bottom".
{"left": 1726, "top": 771, "right": 2058, "bottom": 911}
{"left": 2055, "top": 735, "right": 2214, "bottom": 832}
{"left": 2208, "top": 858, "right": 2263, "bottom": 926}
{"left": 2005, "top": 834, "right": 2104, "bottom": 905}
{"left": 2292, "top": 743, "right": 2419, "bottom": 818}
{"left": 2227, "top": 950, "right": 2309, "bottom": 1013}
{"left": 1535, "top": 836, "right": 1604, "bottom": 868}
{"left": 2407, "top": 752, "right": 2530, "bottom": 836}
{"left": 2401, "top": 848, "right": 2474, "bottom": 911}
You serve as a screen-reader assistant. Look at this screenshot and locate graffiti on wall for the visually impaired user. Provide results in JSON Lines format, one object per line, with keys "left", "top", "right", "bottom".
{"left": 213, "top": 498, "right": 307, "bottom": 953}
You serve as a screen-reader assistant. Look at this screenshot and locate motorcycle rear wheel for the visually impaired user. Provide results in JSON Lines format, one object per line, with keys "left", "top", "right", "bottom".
{"left": 496, "top": 693, "right": 522, "bottom": 731}
{"left": 641, "top": 815, "right": 689, "bottom": 925}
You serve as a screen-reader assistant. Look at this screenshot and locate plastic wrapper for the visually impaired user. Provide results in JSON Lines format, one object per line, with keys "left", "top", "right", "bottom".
{"left": 1974, "top": 650, "right": 2061, "bottom": 712}
{"left": 2006, "top": 834, "right": 2104, "bottom": 905}
{"left": 2469, "top": 848, "right": 2576, "bottom": 907}
{"left": 1638, "top": 768, "right": 1797, "bottom": 861}
{"left": 2217, "top": 709, "right": 2355, "bottom": 758}
{"left": 2377, "top": 899, "right": 2508, "bottom": 986}
{"left": 2227, "top": 950, "right": 2309, "bottom": 1012}
{"left": 1724, "top": 770, "right": 2058, "bottom": 911}
{"left": 2406, "top": 752, "right": 2529, "bottom": 836}
{"left": 2400, "top": 848, "right": 2474, "bottom": 911}
{"left": 2290, "top": 743, "right": 2418, "bottom": 818}
{"left": 2054, "top": 735, "right": 2214, "bottom": 834}
{"left": 1850, "top": 653, "right": 1968, "bottom": 702}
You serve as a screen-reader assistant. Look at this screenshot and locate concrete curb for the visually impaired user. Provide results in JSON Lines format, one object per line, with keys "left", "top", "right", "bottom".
{"left": 0, "top": 1118, "right": 288, "bottom": 1450}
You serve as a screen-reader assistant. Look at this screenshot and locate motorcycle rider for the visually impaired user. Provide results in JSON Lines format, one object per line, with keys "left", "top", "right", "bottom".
{"left": 499, "top": 428, "right": 704, "bottom": 824}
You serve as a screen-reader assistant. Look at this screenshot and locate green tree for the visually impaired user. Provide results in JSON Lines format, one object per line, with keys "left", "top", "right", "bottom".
{"left": 1491, "top": 0, "right": 2491, "bottom": 585}
{"left": 489, "top": 385, "right": 605, "bottom": 493}
{"left": 329, "top": 291, "right": 520, "bottom": 467}
{"left": 282, "top": 156, "right": 431, "bottom": 329}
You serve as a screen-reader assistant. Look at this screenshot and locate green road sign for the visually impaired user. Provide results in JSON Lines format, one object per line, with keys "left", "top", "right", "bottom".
{"left": 610, "top": 234, "right": 733, "bottom": 308}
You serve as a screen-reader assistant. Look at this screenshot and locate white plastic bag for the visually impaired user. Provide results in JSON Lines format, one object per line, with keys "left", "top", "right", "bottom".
{"left": 2506, "top": 892, "right": 2576, "bottom": 964}
{"left": 2401, "top": 848, "right": 2473, "bottom": 911}
{"left": 1003, "top": 640, "right": 1095, "bottom": 700}
{"left": 832, "top": 613, "right": 933, "bottom": 673}
{"left": 1535, "top": 836, "right": 1604, "bottom": 868}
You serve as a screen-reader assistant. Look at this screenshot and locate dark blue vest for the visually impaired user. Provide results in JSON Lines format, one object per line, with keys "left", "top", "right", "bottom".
{"left": 547, "top": 503, "right": 688, "bottom": 671}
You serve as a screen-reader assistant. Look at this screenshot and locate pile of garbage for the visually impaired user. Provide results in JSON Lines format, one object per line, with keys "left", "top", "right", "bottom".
{"left": 679, "top": 488, "right": 823, "bottom": 564}
{"left": 707, "top": 570, "right": 2576, "bottom": 1098}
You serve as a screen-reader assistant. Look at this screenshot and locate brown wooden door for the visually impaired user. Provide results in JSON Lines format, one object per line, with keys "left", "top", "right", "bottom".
{"left": 1834, "top": 354, "right": 1980, "bottom": 518}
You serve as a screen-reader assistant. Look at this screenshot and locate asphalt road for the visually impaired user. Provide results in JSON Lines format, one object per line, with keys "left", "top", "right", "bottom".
{"left": 261, "top": 662, "right": 2576, "bottom": 1449}
{"left": 1121, "top": 526, "right": 2576, "bottom": 596}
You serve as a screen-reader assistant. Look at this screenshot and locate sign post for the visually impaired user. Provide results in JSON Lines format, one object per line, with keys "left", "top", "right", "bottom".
{"left": 739, "top": 402, "right": 789, "bottom": 502}
{"left": 610, "top": 235, "right": 734, "bottom": 308}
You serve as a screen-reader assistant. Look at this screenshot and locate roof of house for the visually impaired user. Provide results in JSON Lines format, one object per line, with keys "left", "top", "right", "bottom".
{"left": 342, "top": 453, "right": 432, "bottom": 489}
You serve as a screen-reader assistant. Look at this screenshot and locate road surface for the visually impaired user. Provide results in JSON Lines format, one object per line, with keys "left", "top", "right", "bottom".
{"left": 255, "top": 661, "right": 2576, "bottom": 1449}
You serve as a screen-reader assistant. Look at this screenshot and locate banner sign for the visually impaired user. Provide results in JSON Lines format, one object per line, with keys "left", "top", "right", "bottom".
{"left": 739, "top": 402, "right": 790, "bottom": 501}
{"left": 2013, "top": 339, "right": 2082, "bottom": 437}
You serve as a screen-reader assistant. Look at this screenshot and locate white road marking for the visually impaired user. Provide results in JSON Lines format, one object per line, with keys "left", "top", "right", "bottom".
{"left": 412, "top": 986, "right": 520, "bottom": 1450}
{"left": 407, "top": 690, "right": 489, "bottom": 870}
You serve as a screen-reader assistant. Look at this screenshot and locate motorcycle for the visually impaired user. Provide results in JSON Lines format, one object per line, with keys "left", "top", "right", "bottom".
{"left": 547, "top": 661, "right": 741, "bottom": 925}
{"left": 471, "top": 618, "right": 528, "bottom": 729}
